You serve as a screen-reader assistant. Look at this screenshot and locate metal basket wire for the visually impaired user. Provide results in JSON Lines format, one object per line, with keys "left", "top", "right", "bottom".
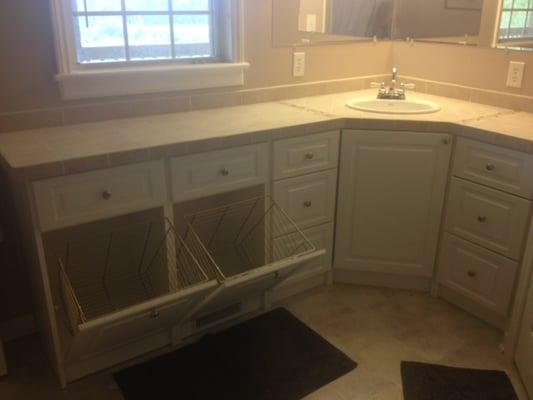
{"left": 181, "top": 196, "right": 317, "bottom": 280}
{"left": 57, "top": 220, "right": 213, "bottom": 334}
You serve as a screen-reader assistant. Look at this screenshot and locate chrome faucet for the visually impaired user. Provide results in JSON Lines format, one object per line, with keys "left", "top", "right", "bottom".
{"left": 371, "top": 67, "right": 415, "bottom": 100}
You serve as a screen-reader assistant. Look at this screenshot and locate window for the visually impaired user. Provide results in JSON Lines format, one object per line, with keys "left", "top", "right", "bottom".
{"left": 72, "top": 0, "right": 216, "bottom": 64}
{"left": 49, "top": 0, "right": 248, "bottom": 99}
{"left": 499, "top": 0, "right": 533, "bottom": 40}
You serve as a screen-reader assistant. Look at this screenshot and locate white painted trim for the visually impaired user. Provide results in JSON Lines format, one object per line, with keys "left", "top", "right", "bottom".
{"left": 0, "top": 314, "right": 36, "bottom": 342}
{"left": 56, "top": 62, "right": 250, "bottom": 100}
{"left": 505, "top": 217, "right": 533, "bottom": 360}
{"left": 48, "top": 0, "right": 247, "bottom": 99}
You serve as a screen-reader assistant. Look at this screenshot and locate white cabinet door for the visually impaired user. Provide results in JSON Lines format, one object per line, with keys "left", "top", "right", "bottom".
{"left": 335, "top": 130, "right": 452, "bottom": 277}
{"left": 516, "top": 236, "right": 533, "bottom": 398}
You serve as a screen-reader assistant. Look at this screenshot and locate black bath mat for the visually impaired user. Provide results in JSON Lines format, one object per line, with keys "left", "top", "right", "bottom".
{"left": 401, "top": 361, "right": 519, "bottom": 400}
{"left": 114, "top": 308, "right": 357, "bottom": 400}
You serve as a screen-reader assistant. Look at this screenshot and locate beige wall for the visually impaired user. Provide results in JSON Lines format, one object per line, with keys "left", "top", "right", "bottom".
{"left": 395, "top": 0, "right": 482, "bottom": 39}
{"left": 394, "top": 40, "right": 533, "bottom": 96}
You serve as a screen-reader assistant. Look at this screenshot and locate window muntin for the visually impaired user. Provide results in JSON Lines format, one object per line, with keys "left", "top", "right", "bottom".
{"left": 499, "top": 0, "right": 533, "bottom": 40}
{"left": 71, "top": 0, "right": 216, "bottom": 64}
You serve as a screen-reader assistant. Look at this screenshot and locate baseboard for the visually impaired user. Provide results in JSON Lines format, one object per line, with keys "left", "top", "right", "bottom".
{"left": 0, "top": 314, "right": 36, "bottom": 342}
{"left": 333, "top": 269, "right": 431, "bottom": 292}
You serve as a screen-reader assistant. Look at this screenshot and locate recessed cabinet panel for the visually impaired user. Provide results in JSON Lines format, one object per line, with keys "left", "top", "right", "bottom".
{"left": 273, "top": 169, "right": 338, "bottom": 230}
{"left": 170, "top": 144, "right": 269, "bottom": 202}
{"left": 438, "top": 234, "right": 518, "bottom": 316}
{"left": 33, "top": 161, "right": 167, "bottom": 232}
{"left": 273, "top": 131, "right": 340, "bottom": 179}
{"left": 445, "top": 177, "right": 530, "bottom": 260}
{"left": 335, "top": 130, "right": 452, "bottom": 277}
{"left": 453, "top": 138, "right": 533, "bottom": 199}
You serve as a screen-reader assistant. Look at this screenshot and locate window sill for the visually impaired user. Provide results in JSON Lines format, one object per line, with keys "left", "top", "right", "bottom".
{"left": 55, "top": 62, "right": 250, "bottom": 100}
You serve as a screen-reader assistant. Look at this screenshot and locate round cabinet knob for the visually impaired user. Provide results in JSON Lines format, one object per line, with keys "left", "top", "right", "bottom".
{"left": 467, "top": 270, "right": 477, "bottom": 278}
{"left": 305, "top": 152, "right": 315, "bottom": 160}
{"left": 220, "top": 167, "right": 230, "bottom": 177}
{"left": 304, "top": 201, "right": 312, "bottom": 208}
{"left": 486, "top": 164, "right": 496, "bottom": 172}
{"left": 150, "top": 310, "right": 160, "bottom": 319}
{"left": 101, "top": 190, "right": 112, "bottom": 200}
{"left": 442, "top": 138, "right": 450, "bottom": 145}
{"left": 477, "top": 216, "right": 487, "bottom": 223}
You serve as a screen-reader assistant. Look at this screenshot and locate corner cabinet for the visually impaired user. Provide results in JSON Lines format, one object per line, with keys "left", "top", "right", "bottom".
{"left": 334, "top": 130, "right": 452, "bottom": 290}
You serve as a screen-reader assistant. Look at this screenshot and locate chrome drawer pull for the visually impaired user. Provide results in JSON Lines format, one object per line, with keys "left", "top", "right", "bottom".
{"left": 150, "top": 310, "right": 160, "bottom": 319}
{"left": 101, "top": 190, "right": 112, "bottom": 200}
{"left": 220, "top": 167, "right": 230, "bottom": 177}
{"left": 485, "top": 164, "right": 496, "bottom": 172}
{"left": 467, "top": 270, "right": 477, "bottom": 278}
{"left": 305, "top": 152, "right": 315, "bottom": 160}
{"left": 477, "top": 216, "right": 487, "bottom": 223}
{"left": 304, "top": 201, "right": 312, "bottom": 208}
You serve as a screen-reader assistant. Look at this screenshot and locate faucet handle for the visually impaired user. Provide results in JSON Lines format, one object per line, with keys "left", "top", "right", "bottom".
{"left": 370, "top": 82, "right": 384, "bottom": 88}
{"left": 403, "top": 83, "right": 416, "bottom": 90}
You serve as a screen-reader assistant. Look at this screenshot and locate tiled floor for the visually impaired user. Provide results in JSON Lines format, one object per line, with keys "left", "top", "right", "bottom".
{"left": 0, "top": 284, "right": 529, "bottom": 399}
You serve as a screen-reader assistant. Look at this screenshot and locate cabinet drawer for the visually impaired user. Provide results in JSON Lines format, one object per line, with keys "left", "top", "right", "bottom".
{"left": 171, "top": 144, "right": 269, "bottom": 202}
{"left": 273, "top": 169, "right": 337, "bottom": 230}
{"left": 438, "top": 234, "right": 518, "bottom": 316}
{"left": 445, "top": 177, "right": 530, "bottom": 260}
{"left": 453, "top": 138, "right": 533, "bottom": 198}
{"left": 33, "top": 161, "right": 167, "bottom": 232}
{"left": 273, "top": 131, "right": 340, "bottom": 179}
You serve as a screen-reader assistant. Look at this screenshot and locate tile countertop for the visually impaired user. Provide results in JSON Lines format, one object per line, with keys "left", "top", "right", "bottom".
{"left": 0, "top": 89, "right": 532, "bottom": 181}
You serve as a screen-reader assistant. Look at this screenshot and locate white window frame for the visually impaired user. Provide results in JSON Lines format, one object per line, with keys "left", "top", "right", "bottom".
{"left": 49, "top": 0, "right": 249, "bottom": 99}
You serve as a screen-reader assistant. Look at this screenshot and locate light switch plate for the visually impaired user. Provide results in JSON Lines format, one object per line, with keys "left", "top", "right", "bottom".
{"left": 293, "top": 52, "right": 306, "bottom": 77}
{"left": 506, "top": 61, "right": 525, "bottom": 88}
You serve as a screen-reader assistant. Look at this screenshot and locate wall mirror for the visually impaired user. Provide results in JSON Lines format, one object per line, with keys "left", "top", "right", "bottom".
{"left": 394, "top": 0, "right": 486, "bottom": 45}
{"left": 272, "top": 0, "right": 394, "bottom": 47}
{"left": 273, "top": 0, "right": 533, "bottom": 52}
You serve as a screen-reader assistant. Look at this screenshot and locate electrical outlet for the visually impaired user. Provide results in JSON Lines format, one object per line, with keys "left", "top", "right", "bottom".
{"left": 506, "top": 61, "right": 525, "bottom": 88}
{"left": 293, "top": 52, "right": 306, "bottom": 77}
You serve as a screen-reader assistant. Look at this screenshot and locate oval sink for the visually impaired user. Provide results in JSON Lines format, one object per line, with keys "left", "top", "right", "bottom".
{"left": 346, "top": 97, "right": 441, "bottom": 115}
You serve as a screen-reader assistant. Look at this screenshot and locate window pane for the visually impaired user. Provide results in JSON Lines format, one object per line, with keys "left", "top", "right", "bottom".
{"left": 503, "top": 0, "right": 514, "bottom": 9}
{"left": 125, "top": 0, "right": 169, "bottom": 11}
{"left": 127, "top": 15, "right": 172, "bottom": 60}
{"left": 514, "top": 0, "right": 529, "bottom": 8}
{"left": 500, "top": 10, "right": 512, "bottom": 37}
{"left": 72, "top": 0, "right": 122, "bottom": 12}
{"left": 173, "top": 15, "right": 212, "bottom": 58}
{"left": 510, "top": 11, "right": 527, "bottom": 37}
{"left": 75, "top": 16, "right": 126, "bottom": 63}
{"left": 172, "top": 0, "right": 210, "bottom": 11}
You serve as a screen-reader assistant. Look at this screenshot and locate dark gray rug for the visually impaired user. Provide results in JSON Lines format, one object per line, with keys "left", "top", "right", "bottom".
{"left": 114, "top": 308, "right": 357, "bottom": 400}
{"left": 401, "top": 361, "right": 519, "bottom": 400}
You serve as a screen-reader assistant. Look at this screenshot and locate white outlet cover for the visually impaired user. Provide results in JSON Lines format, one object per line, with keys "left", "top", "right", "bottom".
{"left": 293, "top": 52, "right": 306, "bottom": 77}
{"left": 506, "top": 61, "right": 525, "bottom": 88}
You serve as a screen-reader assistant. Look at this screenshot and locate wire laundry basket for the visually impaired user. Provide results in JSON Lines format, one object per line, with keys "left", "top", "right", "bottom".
{"left": 181, "top": 196, "right": 317, "bottom": 280}
{"left": 57, "top": 220, "right": 213, "bottom": 334}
